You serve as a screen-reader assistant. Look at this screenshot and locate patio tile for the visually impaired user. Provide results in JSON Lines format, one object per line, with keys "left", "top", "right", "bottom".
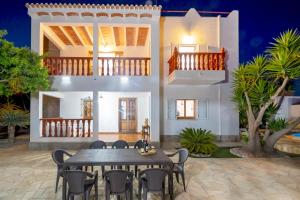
{"left": 0, "top": 144, "right": 299, "bottom": 200}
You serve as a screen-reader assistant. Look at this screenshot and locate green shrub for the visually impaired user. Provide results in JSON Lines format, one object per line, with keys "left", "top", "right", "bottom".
{"left": 179, "top": 128, "right": 218, "bottom": 155}
{"left": 268, "top": 118, "right": 288, "bottom": 132}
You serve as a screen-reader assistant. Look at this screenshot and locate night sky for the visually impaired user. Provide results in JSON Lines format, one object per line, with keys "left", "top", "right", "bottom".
{"left": 0, "top": 0, "right": 299, "bottom": 63}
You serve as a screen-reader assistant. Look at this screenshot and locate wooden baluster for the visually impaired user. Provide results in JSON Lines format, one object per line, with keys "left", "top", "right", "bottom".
{"left": 41, "top": 119, "right": 46, "bottom": 137}
{"left": 111, "top": 58, "right": 114, "bottom": 75}
{"left": 214, "top": 54, "right": 217, "bottom": 70}
{"left": 210, "top": 54, "right": 213, "bottom": 70}
{"left": 77, "top": 119, "right": 80, "bottom": 137}
{"left": 48, "top": 120, "right": 52, "bottom": 137}
{"left": 101, "top": 59, "right": 105, "bottom": 76}
{"left": 145, "top": 59, "right": 148, "bottom": 76}
{"left": 128, "top": 59, "right": 131, "bottom": 75}
{"left": 221, "top": 48, "right": 225, "bottom": 70}
{"left": 138, "top": 59, "right": 142, "bottom": 76}
{"left": 117, "top": 58, "right": 120, "bottom": 75}
{"left": 201, "top": 54, "right": 204, "bottom": 70}
{"left": 133, "top": 59, "right": 136, "bottom": 76}
{"left": 70, "top": 119, "right": 74, "bottom": 137}
{"left": 66, "top": 59, "right": 69, "bottom": 75}
{"left": 82, "top": 119, "right": 86, "bottom": 137}
{"left": 87, "top": 119, "right": 91, "bottom": 137}
{"left": 197, "top": 53, "right": 200, "bottom": 70}
{"left": 189, "top": 54, "right": 192, "bottom": 70}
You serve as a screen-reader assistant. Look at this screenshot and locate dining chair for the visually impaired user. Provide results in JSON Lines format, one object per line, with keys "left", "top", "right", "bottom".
{"left": 138, "top": 168, "right": 169, "bottom": 200}
{"left": 103, "top": 170, "right": 133, "bottom": 200}
{"left": 167, "top": 148, "right": 189, "bottom": 191}
{"left": 111, "top": 140, "right": 129, "bottom": 170}
{"left": 88, "top": 140, "right": 107, "bottom": 175}
{"left": 63, "top": 170, "right": 98, "bottom": 200}
{"left": 52, "top": 149, "right": 80, "bottom": 193}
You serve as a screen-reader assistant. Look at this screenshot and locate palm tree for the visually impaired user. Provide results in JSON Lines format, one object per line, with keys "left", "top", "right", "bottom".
{"left": 232, "top": 29, "right": 300, "bottom": 154}
{"left": 0, "top": 104, "right": 29, "bottom": 144}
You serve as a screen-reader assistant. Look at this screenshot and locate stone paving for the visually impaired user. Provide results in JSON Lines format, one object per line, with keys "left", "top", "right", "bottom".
{"left": 0, "top": 144, "right": 300, "bottom": 200}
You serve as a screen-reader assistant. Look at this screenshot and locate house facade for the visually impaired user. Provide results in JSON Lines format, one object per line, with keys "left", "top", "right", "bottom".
{"left": 27, "top": 3, "right": 239, "bottom": 148}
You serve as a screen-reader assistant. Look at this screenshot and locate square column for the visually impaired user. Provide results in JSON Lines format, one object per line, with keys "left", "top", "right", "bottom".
{"left": 93, "top": 91, "right": 99, "bottom": 138}
{"left": 93, "top": 23, "right": 99, "bottom": 76}
{"left": 31, "top": 19, "right": 43, "bottom": 54}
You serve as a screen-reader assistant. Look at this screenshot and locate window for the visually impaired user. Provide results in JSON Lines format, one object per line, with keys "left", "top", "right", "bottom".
{"left": 176, "top": 99, "right": 196, "bottom": 119}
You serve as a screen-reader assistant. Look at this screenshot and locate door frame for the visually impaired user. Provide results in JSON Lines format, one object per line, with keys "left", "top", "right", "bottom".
{"left": 118, "top": 98, "right": 137, "bottom": 133}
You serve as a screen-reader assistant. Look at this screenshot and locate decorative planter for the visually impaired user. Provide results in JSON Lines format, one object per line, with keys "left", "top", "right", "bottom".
{"left": 190, "top": 152, "right": 212, "bottom": 158}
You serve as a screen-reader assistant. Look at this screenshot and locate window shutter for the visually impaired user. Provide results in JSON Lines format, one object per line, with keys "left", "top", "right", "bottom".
{"left": 198, "top": 99, "right": 208, "bottom": 119}
{"left": 167, "top": 99, "right": 176, "bottom": 120}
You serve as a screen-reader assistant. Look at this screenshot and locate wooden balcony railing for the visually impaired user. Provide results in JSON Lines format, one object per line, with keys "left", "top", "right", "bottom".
{"left": 43, "top": 57, "right": 93, "bottom": 76}
{"left": 98, "top": 57, "right": 150, "bottom": 76}
{"left": 40, "top": 118, "right": 92, "bottom": 137}
{"left": 168, "top": 47, "right": 225, "bottom": 75}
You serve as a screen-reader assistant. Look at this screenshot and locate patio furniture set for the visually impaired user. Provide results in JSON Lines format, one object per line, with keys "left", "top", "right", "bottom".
{"left": 52, "top": 140, "right": 189, "bottom": 200}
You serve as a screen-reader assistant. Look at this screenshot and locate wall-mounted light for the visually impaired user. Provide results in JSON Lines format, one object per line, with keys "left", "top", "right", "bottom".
{"left": 120, "top": 76, "right": 128, "bottom": 84}
{"left": 182, "top": 35, "right": 195, "bottom": 44}
{"left": 62, "top": 76, "right": 71, "bottom": 84}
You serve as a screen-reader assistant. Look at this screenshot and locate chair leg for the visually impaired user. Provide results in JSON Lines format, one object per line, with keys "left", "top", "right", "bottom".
{"left": 117, "top": 195, "right": 121, "bottom": 200}
{"left": 142, "top": 189, "right": 147, "bottom": 200}
{"left": 138, "top": 181, "right": 142, "bottom": 200}
{"left": 55, "top": 173, "right": 60, "bottom": 193}
{"left": 135, "top": 165, "right": 138, "bottom": 177}
{"left": 162, "top": 180, "right": 166, "bottom": 200}
{"left": 181, "top": 172, "right": 186, "bottom": 192}
{"left": 91, "top": 166, "right": 94, "bottom": 172}
{"left": 101, "top": 166, "right": 105, "bottom": 178}
{"left": 175, "top": 173, "right": 179, "bottom": 183}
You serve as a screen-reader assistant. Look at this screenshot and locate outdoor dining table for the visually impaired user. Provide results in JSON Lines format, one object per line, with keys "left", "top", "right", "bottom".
{"left": 63, "top": 148, "right": 174, "bottom": 200}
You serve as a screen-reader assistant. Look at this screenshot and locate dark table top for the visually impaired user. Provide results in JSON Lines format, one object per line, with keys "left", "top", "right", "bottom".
{"left": 65, "top": 148, "right": 173, "bottom": 166}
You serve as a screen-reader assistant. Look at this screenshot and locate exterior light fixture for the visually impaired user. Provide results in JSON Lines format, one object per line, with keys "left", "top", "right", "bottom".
{"left": 182, "top": 35, "right": 195, "bottom": 44}
{"left": 120, "top": 76, "right": 128, "bottom": 84}
{"left": 62, "top": 76, "right": 71, "bottom": 84}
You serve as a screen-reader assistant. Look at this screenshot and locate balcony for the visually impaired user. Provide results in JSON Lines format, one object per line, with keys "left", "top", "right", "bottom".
{"left": 168, "top": 47, "right": 226, "bottom": 85}
{"left": 43, "top": 56, "right": 151, "bottom": 76}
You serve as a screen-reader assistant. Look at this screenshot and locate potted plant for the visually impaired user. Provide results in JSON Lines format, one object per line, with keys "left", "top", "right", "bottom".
{"left": 179, "top": 128, "right": 218, "bottom": 157}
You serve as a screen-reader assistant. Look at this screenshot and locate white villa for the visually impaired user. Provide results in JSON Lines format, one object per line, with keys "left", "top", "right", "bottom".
{"left": 26, "top": 3, "right": 239, "bottom": 148}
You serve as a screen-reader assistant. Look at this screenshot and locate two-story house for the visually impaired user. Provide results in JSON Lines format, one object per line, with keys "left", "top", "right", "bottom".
{"left": 26, "top": 3, "right": 239, "bottom": 149}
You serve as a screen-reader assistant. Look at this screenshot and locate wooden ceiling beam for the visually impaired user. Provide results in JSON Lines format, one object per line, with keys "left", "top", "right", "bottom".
{"left": 137, "top": 27, "right": 149, "bottom": 46}
{"left": 62, "top": 26, "right": 82, "bottom": 45}
{"left": 49, "top": 26, "right": 72, "bottom": 45}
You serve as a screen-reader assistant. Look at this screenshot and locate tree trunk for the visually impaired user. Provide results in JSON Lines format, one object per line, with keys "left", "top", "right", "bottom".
{"left": 8, "top": 125, "right": 15, "bottom": 144}
{"left": 264, "top": 117, "right": 300, "bottom": 153}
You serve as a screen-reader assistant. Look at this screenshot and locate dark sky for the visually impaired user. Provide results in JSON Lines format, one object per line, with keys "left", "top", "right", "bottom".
{"left": 0, "top": 0, "right": 299, "bottom": 63}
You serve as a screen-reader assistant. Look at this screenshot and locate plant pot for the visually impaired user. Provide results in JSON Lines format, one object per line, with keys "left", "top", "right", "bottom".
{"left": 190, "top": 152, "right": 212, "bottom": 158}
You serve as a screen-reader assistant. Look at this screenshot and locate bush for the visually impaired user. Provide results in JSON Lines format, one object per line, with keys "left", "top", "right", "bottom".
{"left": 268, "top": 118, "right": 288, "bottom": 132}
{"left": 179, "top": 128, "right": 218, "bottom": 155}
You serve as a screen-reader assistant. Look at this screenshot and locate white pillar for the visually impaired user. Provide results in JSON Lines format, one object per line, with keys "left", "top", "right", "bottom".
{"left": 93, "top": 23, "right": 99, "bottom": 76}
{"left": 93, "top": 91, "right": 99, "bottom": 138}
{"left": 31, "top": 19, "right": 43, "bottom": 54}
{"left": 149, "top": 21, "right": 160, "bottom": 142}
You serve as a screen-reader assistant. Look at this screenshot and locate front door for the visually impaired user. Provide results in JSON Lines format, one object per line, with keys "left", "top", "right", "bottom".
{"left": 119, "top": 98, "right": 137, "bottom": 133}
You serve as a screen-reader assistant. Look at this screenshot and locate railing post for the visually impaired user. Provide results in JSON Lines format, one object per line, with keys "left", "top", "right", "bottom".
{"left": 220, "top": 48, "right": 225, "bottom": 70}
{"left": 93, "top": 22, "right": 99, "bottom": 76}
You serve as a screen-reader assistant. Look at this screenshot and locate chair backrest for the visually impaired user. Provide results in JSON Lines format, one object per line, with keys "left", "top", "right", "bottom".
{"left": 89, "top": 140, "right": 107, "bottom": 149}
{"left": 63, "top": 170, "right": 90, "bottom": 194}
{"left": 112, "top": 140, "right": 129, "bottom": 149}
{"left": 134, "top": 140, "right": 144, "bottom": 149}
{"left": 178, "top": 148, "right": 189, "bottom": 167}
{"left": 52, "top": 149, "right": 69, "bottom": 166}
{"left": 104, "top": 170, "right": 133, "bottom": 194}
{"left": 140, "top": 168, "right": 169, "bottom": 192}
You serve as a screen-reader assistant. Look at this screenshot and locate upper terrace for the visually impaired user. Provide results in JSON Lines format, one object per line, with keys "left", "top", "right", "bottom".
{"left": 27, "top": 3, "right": 161, "bottom": 77}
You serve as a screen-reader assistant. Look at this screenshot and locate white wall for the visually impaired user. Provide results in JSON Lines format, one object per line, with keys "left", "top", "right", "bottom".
{"left": 60, "top": 46, "right": 92, "bottom": 57}
{"left": 98, "top": 92, "right": 150, "bottom": 132}
{"left": 160, "top": 9, "right": 239, "bottom": 137}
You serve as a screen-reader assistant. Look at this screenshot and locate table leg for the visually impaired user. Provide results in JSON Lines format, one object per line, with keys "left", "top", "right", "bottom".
{"left": 62, "top": 176, "right": 66, "bottom": 200}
